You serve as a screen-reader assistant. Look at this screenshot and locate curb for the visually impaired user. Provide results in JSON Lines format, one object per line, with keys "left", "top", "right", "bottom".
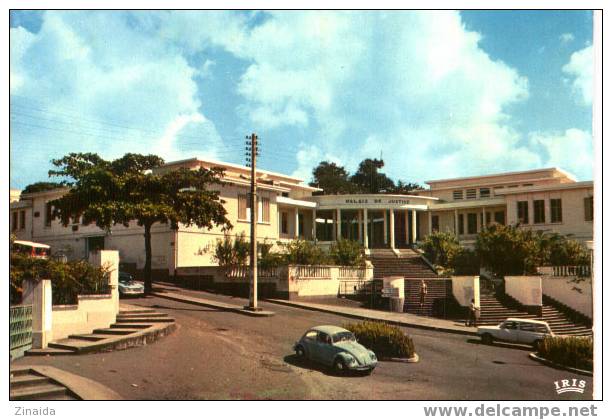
{"left": 528, "top": 353, "right": 593, "bottom": 377}
{"left": 264, "top": 299, "right": 477, "bottom": 337}
{"left": 152, "top": 292, "right": 275, "bottom": 317}
{"left": 385, "top": 353, "right": 420, "bottom": 363}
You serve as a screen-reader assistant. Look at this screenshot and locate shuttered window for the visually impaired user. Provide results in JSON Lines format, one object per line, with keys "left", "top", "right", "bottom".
{"left": 238, "top": 194, "right": 248, "bottom": 220}
{"left": 517, "top": 201, "right": 529, "bottom": 224}
{"left": 584, "top": 197, "right": 593, "bottom": 222}
{"left": 12, "top": 212, "right": 18, "bottom": 232}
{"left": 453, "top": 190, "right": 463, "bottom": 200}
{"left": 533, "top": 200, "right": 545, "bottom": 224}
{"left": 259, "top": 197, "right": 270, "bottom": 223}
{"left": 467, "top": 213, "right": 477, "bottom": 234}
{"left": 466, "top": 189, "right": 477, "bottom": 200}
{"left": 45, "top": 203, "right": 53, "bottom": 227}
{"left": 19, "top": 211, "right": 26, "bottom": 230}
{"left": 479, "top": 188, "right": 490, "bottom": 198}
{"left": 550, "top": 199, "right": 562, "bottom": 223}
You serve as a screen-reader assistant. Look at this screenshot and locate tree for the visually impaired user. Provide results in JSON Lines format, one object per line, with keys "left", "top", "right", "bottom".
{"left": 349, "top": 158, "right": 396, "bottom": 193}
{"left": 310, "top": 161, "right": 354, "bottom": 194}
{"left": 48, "top": 152, "right": 232, "bottom": 293}
{"left": 419, "top": 231, "right": 462, "bottom": 268}
{"left": 22, "top": 182, "right": 64, "bottom": 195}
{"left": 390, "top": 180, "right": 424, "bottom": 194}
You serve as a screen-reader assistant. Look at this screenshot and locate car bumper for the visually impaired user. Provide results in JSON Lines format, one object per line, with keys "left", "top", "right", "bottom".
{"left": 347, "top": 362, "right": 377, "bottom": 371}
{"left": 120, "top": 289, "right": 144, "bottom": 295}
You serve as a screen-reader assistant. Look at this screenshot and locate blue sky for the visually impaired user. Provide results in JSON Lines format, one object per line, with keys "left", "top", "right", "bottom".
{"left": 10, "top": 10, "right": 594, "bottom": 189}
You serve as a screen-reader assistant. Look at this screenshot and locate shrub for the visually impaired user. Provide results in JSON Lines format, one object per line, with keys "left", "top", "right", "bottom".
{"left": 343, "top": 321, "right": 415, "bottom": 358}
{"left": 420, "top": 232, "right": 462, "bottom": 268}
{"left": 10, "top": 252, "right": 110, "bottom": 305}
{"left": 449, "top": 248, "right": 480, "bottom": 275}
{"left": 213, "top": 233, "right": 249, "bottom": 269}
{"left": 258, "top": 241, "right": 285, "bottom": 269}
{"left": 329, "top": 239, "right": 365, "bottom": 267}
{"left": 538, "top": 335, "right": 593, "bottom": 371}
{"left": 281, "top": 239, "right": 331, "bottom": 265}
{"left": 548, "top": 237, "right": 590, "bottom": 267}
{"left": 475, "top": 224, "right": 539, "bottom": 277}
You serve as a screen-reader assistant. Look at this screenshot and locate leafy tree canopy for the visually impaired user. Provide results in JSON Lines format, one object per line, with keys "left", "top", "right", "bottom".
{"left": 48, "top": 152, "right": 232, "bottom": 292}
{"left": 310, "top": 158, "right": 423, "bottom": 195}
{"left": 22, "top": 181, "right": 65, "bottom": 195}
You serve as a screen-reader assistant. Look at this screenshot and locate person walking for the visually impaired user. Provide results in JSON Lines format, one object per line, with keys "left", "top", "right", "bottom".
{"left": 419, "top": 280, "right": 428, "bottom": 315}
{"left": 465, "top": 298, "right": 480, "bottom": 326}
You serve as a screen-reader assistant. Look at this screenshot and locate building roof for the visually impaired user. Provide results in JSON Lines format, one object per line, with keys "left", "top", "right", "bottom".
{"left": 493, "top": 181, "right": 593, "bottom": 195}
{"left": 425, "top": 167, "right": 578, "bottom": 186}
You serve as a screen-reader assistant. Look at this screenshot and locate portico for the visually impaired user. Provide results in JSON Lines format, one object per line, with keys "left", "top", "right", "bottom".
{"left": 309, "top": 194, "right": 438, "bottom": 251}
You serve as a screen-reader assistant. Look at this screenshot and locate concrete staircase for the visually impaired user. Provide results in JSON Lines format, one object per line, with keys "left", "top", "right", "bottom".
{"left": 404, "top": 278, "right": 453, "bottom": 316}
{"left": 478, "top": 290, "right": 592, "bottom": 336}
{"left": 10, "top": 367, "right": 78, "bottom": 400}
{"left": 26, "top": 308, "right": 176, "bottom": 355}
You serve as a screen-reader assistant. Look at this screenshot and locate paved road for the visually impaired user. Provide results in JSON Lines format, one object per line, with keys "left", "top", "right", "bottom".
{"left": 13, "top": 295, "right": 593, "bottom": 400}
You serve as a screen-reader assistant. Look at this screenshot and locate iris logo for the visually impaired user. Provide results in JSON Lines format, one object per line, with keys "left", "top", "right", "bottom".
{"left": 554, "top": 379, "right": 587, "bottom": 394}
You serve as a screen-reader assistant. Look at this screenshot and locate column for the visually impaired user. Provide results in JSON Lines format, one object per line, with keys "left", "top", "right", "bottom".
{"left": 404, "top": 210, "right": 410, "bottom": 245}
{"left": 383, "top": 211, "right": 388, "bottom": 245}
{"left": 363, "top": 208, "right": 369, "bottom": 249}
{"left": 454, "top": 209, "right": 459, "bottom": 237}
{"left": 294, "top": 209, "right": 299, "bottom": 238}
{"left": 481, "top": 207, "right": 486, "bottom": 231}
{"left": 311, "top": 209, "right": 317, "bottom": 241}
{"left": 389, "top": 210, "right": 395, "bottom": 250}
{"left": 428, "top": 211, "right": 433, "bottom": 235}
{"left": 336, "top": 208, "right": 342, "bottom": 240}
{"left": 358, "top": 209, "right": 363, "bottom": 242}
{"left": 411, "top": 210, "right": 417, "bottom": 244}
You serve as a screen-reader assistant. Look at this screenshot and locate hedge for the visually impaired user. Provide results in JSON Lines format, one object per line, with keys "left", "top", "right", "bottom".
{"left": 343, "top": 321, "right": 415, "bottom": 358}
{"left": 538, "top": 335, "right": 593, "bottom": 372}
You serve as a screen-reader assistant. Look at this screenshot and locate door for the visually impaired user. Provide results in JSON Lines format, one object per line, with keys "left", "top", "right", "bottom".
{"left": 498, "top": 321, "right": 519, "bottom": 342}
{"left": 315, "top": 332, "right": 335, "bottom": 365}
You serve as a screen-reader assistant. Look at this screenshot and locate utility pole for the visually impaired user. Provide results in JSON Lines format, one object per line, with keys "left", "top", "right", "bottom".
{"left": 245, "top": 133, "right": 261, "bottom": 311}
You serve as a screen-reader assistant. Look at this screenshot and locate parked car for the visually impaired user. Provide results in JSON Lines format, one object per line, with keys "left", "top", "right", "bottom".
{"left": 294, "top": 325, "right": 377, "bottom": 374}
{"left": 478, "top": 318, "right": 554, "bottom": 348}
{"left": 118, "top": 272, "right": 144, "bottom": 297}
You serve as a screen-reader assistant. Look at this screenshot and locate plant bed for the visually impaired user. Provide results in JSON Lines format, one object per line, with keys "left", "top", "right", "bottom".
{"left": 535, "top": 336, "right": 593, "bottom": 373}
{"left": 343, "top": 321, "right": 416, "bottom": 361}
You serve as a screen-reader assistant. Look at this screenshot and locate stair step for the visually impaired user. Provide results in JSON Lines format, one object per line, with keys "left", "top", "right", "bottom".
{"left": 10, "top": 384, "right": 69, "bottom": 400}
{"left": 93, "top": 328, "right": 141, "bottom": 335}
{"left": 25, "top": 347, "right": 75, "bottom": 356}
{"left": 119, "top": 309, "right": 156, "bottom": 314}
{"left": 68, "top": 334, "right": 112, "bottom": 342}
{"left": 117, "top": 312, "right": 168, "bottom": 318}
{"left": 110, "top": 323, "right": 153, "bottom": 329}
{"left": 10, "top": 374, "right": 49, "bottom": 389}
{"left": 114, "top": 317, "right": 174, "bottom": 323}
{"left": 10, "top": 367, "right": 34, "bottom": 377}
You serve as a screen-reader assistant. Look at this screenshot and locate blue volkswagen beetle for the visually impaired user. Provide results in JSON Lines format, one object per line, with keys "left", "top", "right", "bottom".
{"left": 294, "top": 325, "right": 377, "bottom": 374}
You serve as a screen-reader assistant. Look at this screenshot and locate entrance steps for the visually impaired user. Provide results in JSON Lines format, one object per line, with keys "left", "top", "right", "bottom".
{"left": 25, "top": 308, "right": 176, "bottom": 355}
{"left": 10, "top": 367, "right": 78, "bottom": 400}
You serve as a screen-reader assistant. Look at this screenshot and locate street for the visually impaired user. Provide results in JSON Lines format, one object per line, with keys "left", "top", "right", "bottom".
{"left": 13, "top": 293, "right": 593, "bottom": 400}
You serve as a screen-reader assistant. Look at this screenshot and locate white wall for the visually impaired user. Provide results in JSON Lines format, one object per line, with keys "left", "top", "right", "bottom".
{"left": 505, "top": 276, "right": 542, "bottom": 306}
{"left": 542, "top": 276, "right": 592, "bottom": 319}
{"left": 451, "top": 276, "right": 480, "bottom": 307}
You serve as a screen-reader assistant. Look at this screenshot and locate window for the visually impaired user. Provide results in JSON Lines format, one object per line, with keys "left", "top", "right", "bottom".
{"left": 522, "top": 183, "right": 534, "bottom": 187}
{"left": 494, "top": 211, "right": 505, "bottom": 225}
{"left": 486, "top": 212, "right": 491, "bottom": 225}
{"left": 502, "top": 321, "right": 518, "bottom": 330}
{"left": 508, "top": 185, "right": 519, "bottom": 188}
{"left": 550, "top": 199, "right": 563, "bottom": 223}
{"left": 467, "top": 213, "right": 477, "bottom": 234}
{"left": 238, "top": 194, "right": 248, "bottom": 220}
{"left": 453, "top": 190, "right": 463, "bottom": 200}
{"left": 584, "top": 196, "right": 593, "bottom": 222}
{"left": 457, "top": 214, "right": 464, "bottom": 235}
{"left": 304, "top": 330, "right": 317, "bottom": 341}
{"left": 466, "top": 189, "right": 477, "bottom": 200}
{"left": 479, "top": 188, "right": 490, "bottom": 198}
{"left": 317, "top": 332, "right": 332, "bottom": 345}
{"left": 259, "top": 197, "right": 270, "bottom": 223}
{"left": 19, "top": 211, "right": 26, "bottom": 230}
{"left": 431, "top": 215, "right": 439, "bottom": 232}
{"left": 280, "top": 212, "right": 289, "bottom": 234}
{"left": 11, "top": 212, "right": 18, "bottom": 232}
{"left": 517, "top": 201, "right": 529, "bottom": 224}
{"left": 45, "top": 203, "right": 53, "bottom": 227}
{"left": 533, "top": 200, "right": 545, "bottom": 224}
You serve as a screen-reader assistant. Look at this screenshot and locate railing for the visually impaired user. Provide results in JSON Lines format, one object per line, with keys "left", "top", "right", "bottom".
{"left": 339, "top": 280, "right": 374, "bottom": 295}
{"left": 10, "top": 305, "right": 33, "bottom": 351}
{"left": 338, "top": 266, "right": 368, "bottom": 279}
{"left": 291, "top": 265, "right": 330, "bottom": 279}
{"left": 552, "top": 265, "right": 591, "bottom": 277}
{"left": 225, "top": 266, "right": 279, "bottom": 279}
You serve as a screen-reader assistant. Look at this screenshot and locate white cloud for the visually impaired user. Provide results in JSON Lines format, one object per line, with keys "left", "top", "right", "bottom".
{"left": 560, "top": 33, "right": 575, "bottom": 44}
{"left": 529, "top": 129, "right": 593, "bottom": 179}
{"left": 562, "top": 45, "right": 593, "bottom": 105}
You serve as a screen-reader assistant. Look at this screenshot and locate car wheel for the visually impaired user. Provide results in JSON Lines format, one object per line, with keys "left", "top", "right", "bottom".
{"left": 333, "top": 357, "right": 346, "bottom": 374}
{"left": 295, "top": 345, "right": 306, "bottom": 360}
{"left": 481, "top": 334, "right": 493, "bottom": 345}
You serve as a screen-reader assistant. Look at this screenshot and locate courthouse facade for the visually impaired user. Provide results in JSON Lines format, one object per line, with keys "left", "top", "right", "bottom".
{"left": 10, "top": 158, "right": 594, "bottom": 278}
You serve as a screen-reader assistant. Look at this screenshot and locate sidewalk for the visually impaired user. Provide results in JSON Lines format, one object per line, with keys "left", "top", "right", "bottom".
{"left": 265, "top": 299, "right": 478, "bottom": 336}
{"left": 151, "top": 283, "right": 275, "bottom": 317}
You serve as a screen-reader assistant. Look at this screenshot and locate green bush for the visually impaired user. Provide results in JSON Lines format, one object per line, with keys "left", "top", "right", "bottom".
{"left": 343, "top": 321, "right": 415, "bottom": 358}
{"left": 449, "top": 248, "right": 480, "bottom": 275}
{"left": 213, "top": 233, "right": 249, "bottom": 269}
{"left": 10, "top": 252, "right": 110, "bottom": 305}
{"left": 538, "top": 335, "right": 593, "bottom": 371}
{"left": 476, "top": 224, "right": 539, "bottom": 277}
{"left": 329, "top": 239, "right": 365, "bottom": 267}
{"left": 280, "top": 239, "right": 331, "bottom": 265}
{"left": 420, "top": 232, "right": 462, "bottom": 268}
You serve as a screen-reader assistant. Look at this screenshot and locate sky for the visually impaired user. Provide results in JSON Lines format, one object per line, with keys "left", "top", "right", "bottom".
{"left": 9, "top": 10, "right": 594, "bottom": 189}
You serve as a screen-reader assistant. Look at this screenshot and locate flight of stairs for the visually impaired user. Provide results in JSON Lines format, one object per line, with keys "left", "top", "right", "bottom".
{"left": 368, "top": 248, "right": 453, "bottom": 316}
{"left": 10, "top": 367, "right": 78, "bottom": 400}
{"left": 478, "top": 290, "right": 592, "bottom": 336}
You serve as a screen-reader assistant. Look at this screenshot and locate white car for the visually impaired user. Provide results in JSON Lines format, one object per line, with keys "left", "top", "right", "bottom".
{"left": 118, "top": 272, "right": 145, "bottom": 297}
{"left": 477, "top": 318, "right": 554, "bottom": 348}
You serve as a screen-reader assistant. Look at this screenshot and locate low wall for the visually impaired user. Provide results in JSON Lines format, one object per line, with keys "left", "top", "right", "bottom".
{"left": 542, "top": 276, "right": 592, "bottom": 319}
{"left": 52, "top": 294, "right": 117, "bottom": 341}
{"left": 505, "top": 276, "right": 542, "bottom": 316}
{"left": 451, "top": 276, "right": 480, "bottom": 308}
